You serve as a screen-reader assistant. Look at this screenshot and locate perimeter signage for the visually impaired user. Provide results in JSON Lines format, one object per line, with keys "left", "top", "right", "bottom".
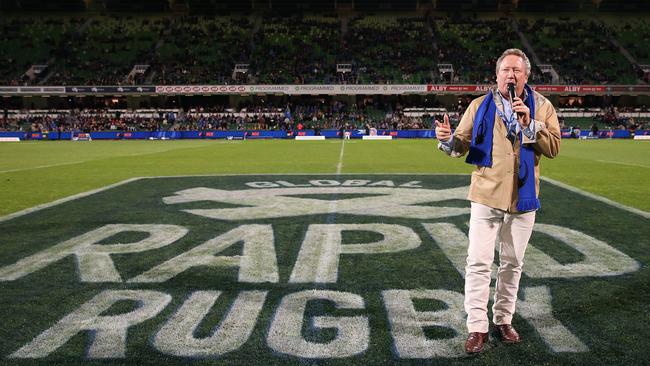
{"left": 2, "top": 85, "right": 650, "bottom": 95}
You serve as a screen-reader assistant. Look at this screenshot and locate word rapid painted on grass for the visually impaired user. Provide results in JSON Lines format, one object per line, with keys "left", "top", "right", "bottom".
{"left": 0, "top": 182, "right": 641, "bottom": 360}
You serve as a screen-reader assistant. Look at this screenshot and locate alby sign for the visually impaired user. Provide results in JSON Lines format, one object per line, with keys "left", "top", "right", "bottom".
{"left": 0, "top": 177, "right": 640, "bottom": 359}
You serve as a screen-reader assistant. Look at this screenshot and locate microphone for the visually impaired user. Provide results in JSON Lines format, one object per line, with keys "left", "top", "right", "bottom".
{"left": 507, "top": 82, "right": 517, "bottom": 102}
{"left": 507, "top": 82, "right": 524, "bottom": 118}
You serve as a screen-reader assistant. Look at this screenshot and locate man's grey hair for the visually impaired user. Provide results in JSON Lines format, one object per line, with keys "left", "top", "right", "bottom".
{"left": 496, "top": 48, "right": 532, "bottom": 76}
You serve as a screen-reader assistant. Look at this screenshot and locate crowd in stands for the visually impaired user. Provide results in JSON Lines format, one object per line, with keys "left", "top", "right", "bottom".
{"left": 432, "top": 16, "right": 520, "bottom": 84}
{"left": 342, "top": 16, "right": 436, "bottom": 84}
{"left": 597, "top": 105, "right": 649, "bottom": 130}
{"left": 0, "top": 17, "right": 84, "bottom": 85}
{"left": 610, "top": 20, "right": 650, "bottom": 64}
{"left": 519, "top": 18, "right": 635, "bottom": 84}
{"left": 250, "top": 15, "right": 343, "bottom": 84}
{"left": 47, "top": 16, "right": 170, "bottom": 85}
{"left": 2, "top": 13, "right": 650, "bottom": 86}
{"left": 0, "top": 99, "right": 434, "bottom": 133}
{"left": 0, "top": 113, "right": 158, "bottom": 133}
{"left": 153, "top": 16, "right": 253, "bottom": 85}
{"left": 4, "top": 100, "right": 650, "bottom": 134}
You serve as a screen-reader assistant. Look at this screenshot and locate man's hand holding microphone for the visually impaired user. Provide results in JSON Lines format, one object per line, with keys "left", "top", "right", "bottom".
{"left": 435, "top": 114, "right": 452, "bottom": 142}
{"left": 508, "top": 82, "right": 531, "bottom": 128}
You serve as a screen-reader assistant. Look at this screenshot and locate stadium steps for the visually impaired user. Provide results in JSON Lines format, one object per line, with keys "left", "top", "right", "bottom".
{"left": 340, "top": 15, "right": 349, "bottom": 34}
{"left": 37, "top": 61, "right": 55, "bottom": 85}
{"left": 592, "top": 18, "right": 645, "bottom": 84}
{"left": 144, "top": 18, "right": 178, "bottom": 84}
{"left": 145, "top": 70, "right": 157, "bottom": 84}
{"left": 610, "top": 38, "right": 637, "bottom": 65}
{"left": 592, "top": 18, "right": 638, "bottom": 65}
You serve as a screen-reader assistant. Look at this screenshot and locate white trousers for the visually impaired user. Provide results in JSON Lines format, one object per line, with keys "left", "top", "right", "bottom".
{"left": 464, "top": 202, "right": 536, "bottom": 333}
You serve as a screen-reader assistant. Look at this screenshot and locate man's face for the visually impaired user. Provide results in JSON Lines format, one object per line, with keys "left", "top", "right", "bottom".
{"left": 496, "top": 54, "right": 529, "bottom": 98}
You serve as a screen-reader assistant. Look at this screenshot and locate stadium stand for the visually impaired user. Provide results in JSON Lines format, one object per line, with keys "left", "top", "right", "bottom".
{"left": 343, "top": 15, "right": 436, "bottom": 84}
{"left": 3, "top": 100, "right": 650, "bottom": 134}
{"left": 0, "top": 99, "right": 436, "bottom": 133}
{"left": 251, "top": 15, "right": 342, "bottom": 84}
{"left": 152, "top": 16, "right": 253, "bottom": 85}
{"left": 432, "top": 15, "right": 522, "bottom": 84}
{"left": 1, "top": 0, "right": 650, "bottom": 139}
{"left": 46, "top": 16, "right": 168, "bottom": 86}
{"left": 517, "top": 17, "right": 636, "bottom": 84}
{"left": 0, "top": 17, "right": 83, "bottom": 85}
{"left": 605, "top": 17, "right": 650, "bottom": 82}
{"left": 1, "top": 5, "right": 649, "bottom": 86}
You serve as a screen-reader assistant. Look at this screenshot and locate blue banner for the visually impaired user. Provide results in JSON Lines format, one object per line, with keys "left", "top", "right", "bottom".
{"left": 560, "top": 129, "right": 632, "bottom": 139}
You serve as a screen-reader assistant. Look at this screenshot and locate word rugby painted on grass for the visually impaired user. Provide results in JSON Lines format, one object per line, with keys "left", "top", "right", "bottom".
{"left": 0, "top": 175, "right": 644, "bottom": 365}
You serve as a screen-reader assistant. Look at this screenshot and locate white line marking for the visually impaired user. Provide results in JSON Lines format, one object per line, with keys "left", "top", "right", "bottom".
{"left": 595, "top": 160, "right": 649, "bottom": 169}
{"left": 0, "top": 161, "right": 86, "bottom": 174}
{"left": 1, "top": 174, "right": 646, "bottom": 223}
{"left": 336, "top": 140, "right": 345, "bottom": 175}
{"left": 0, "top": 160, "right": 90, "bottom": 174}
{"left": 321, "top": 142, "right": 345, "bottom": 282}
{"left": 540, "top": 176, "right": 649, "bottom": 218}
{"left": 0, "top": 146, "right": 215, "bottom": 174}
{"left": 0, "top": 178, "right": 142, "bottom": 223}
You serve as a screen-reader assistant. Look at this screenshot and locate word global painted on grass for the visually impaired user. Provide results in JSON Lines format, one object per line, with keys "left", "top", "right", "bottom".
{"left": 0, "top": 178, "right": 640, "bottom": 360}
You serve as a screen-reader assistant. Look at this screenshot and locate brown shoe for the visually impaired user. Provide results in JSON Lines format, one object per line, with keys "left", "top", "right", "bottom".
{"left": 465, "top": 332, "right": 489, "bottom": 354}
{"left": 495, "top": 324, "right": 520, "bottom": 344}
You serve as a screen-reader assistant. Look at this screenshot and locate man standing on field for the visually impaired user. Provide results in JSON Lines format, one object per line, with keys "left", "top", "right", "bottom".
{"left": 434, "top": 48, "right": 561, "bottom": 354}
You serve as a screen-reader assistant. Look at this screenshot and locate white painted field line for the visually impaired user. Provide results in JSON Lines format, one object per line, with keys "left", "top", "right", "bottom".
{"left": 316, "top": 139, "right": 346, "bottom": 285}
{"left": 0, "top": 145, "right": 209, "bottom": 174}
{"left": 336, "top": 139, "right": 345, "bottom": 175}
{"left": 595, "top": 160, "right": 649, "bottom": 169}
{"left": 0, "top": 161, "right": 86, "bottom": 174}
{"left": 0, "top": 178, "right": 143, "bottom": 223}
{"left": 541, "top": 176, "right": 649, "bottom": 218}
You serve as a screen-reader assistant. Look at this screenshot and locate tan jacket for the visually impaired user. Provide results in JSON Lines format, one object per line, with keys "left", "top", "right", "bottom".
{"left": 445, "top": 87, "right": 561, "bottom": 212}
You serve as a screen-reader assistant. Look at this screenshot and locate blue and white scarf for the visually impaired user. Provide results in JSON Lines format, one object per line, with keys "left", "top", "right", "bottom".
{"left": 465, "top": 84, "right": 540, "bottom": 212}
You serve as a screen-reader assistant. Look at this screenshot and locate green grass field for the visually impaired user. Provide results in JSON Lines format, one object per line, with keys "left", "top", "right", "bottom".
{"left": 0, "top": 139, "right": 648, "bottom": 216}
{"left": 0, "top": 138, "right": 648, "bottom": 366}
